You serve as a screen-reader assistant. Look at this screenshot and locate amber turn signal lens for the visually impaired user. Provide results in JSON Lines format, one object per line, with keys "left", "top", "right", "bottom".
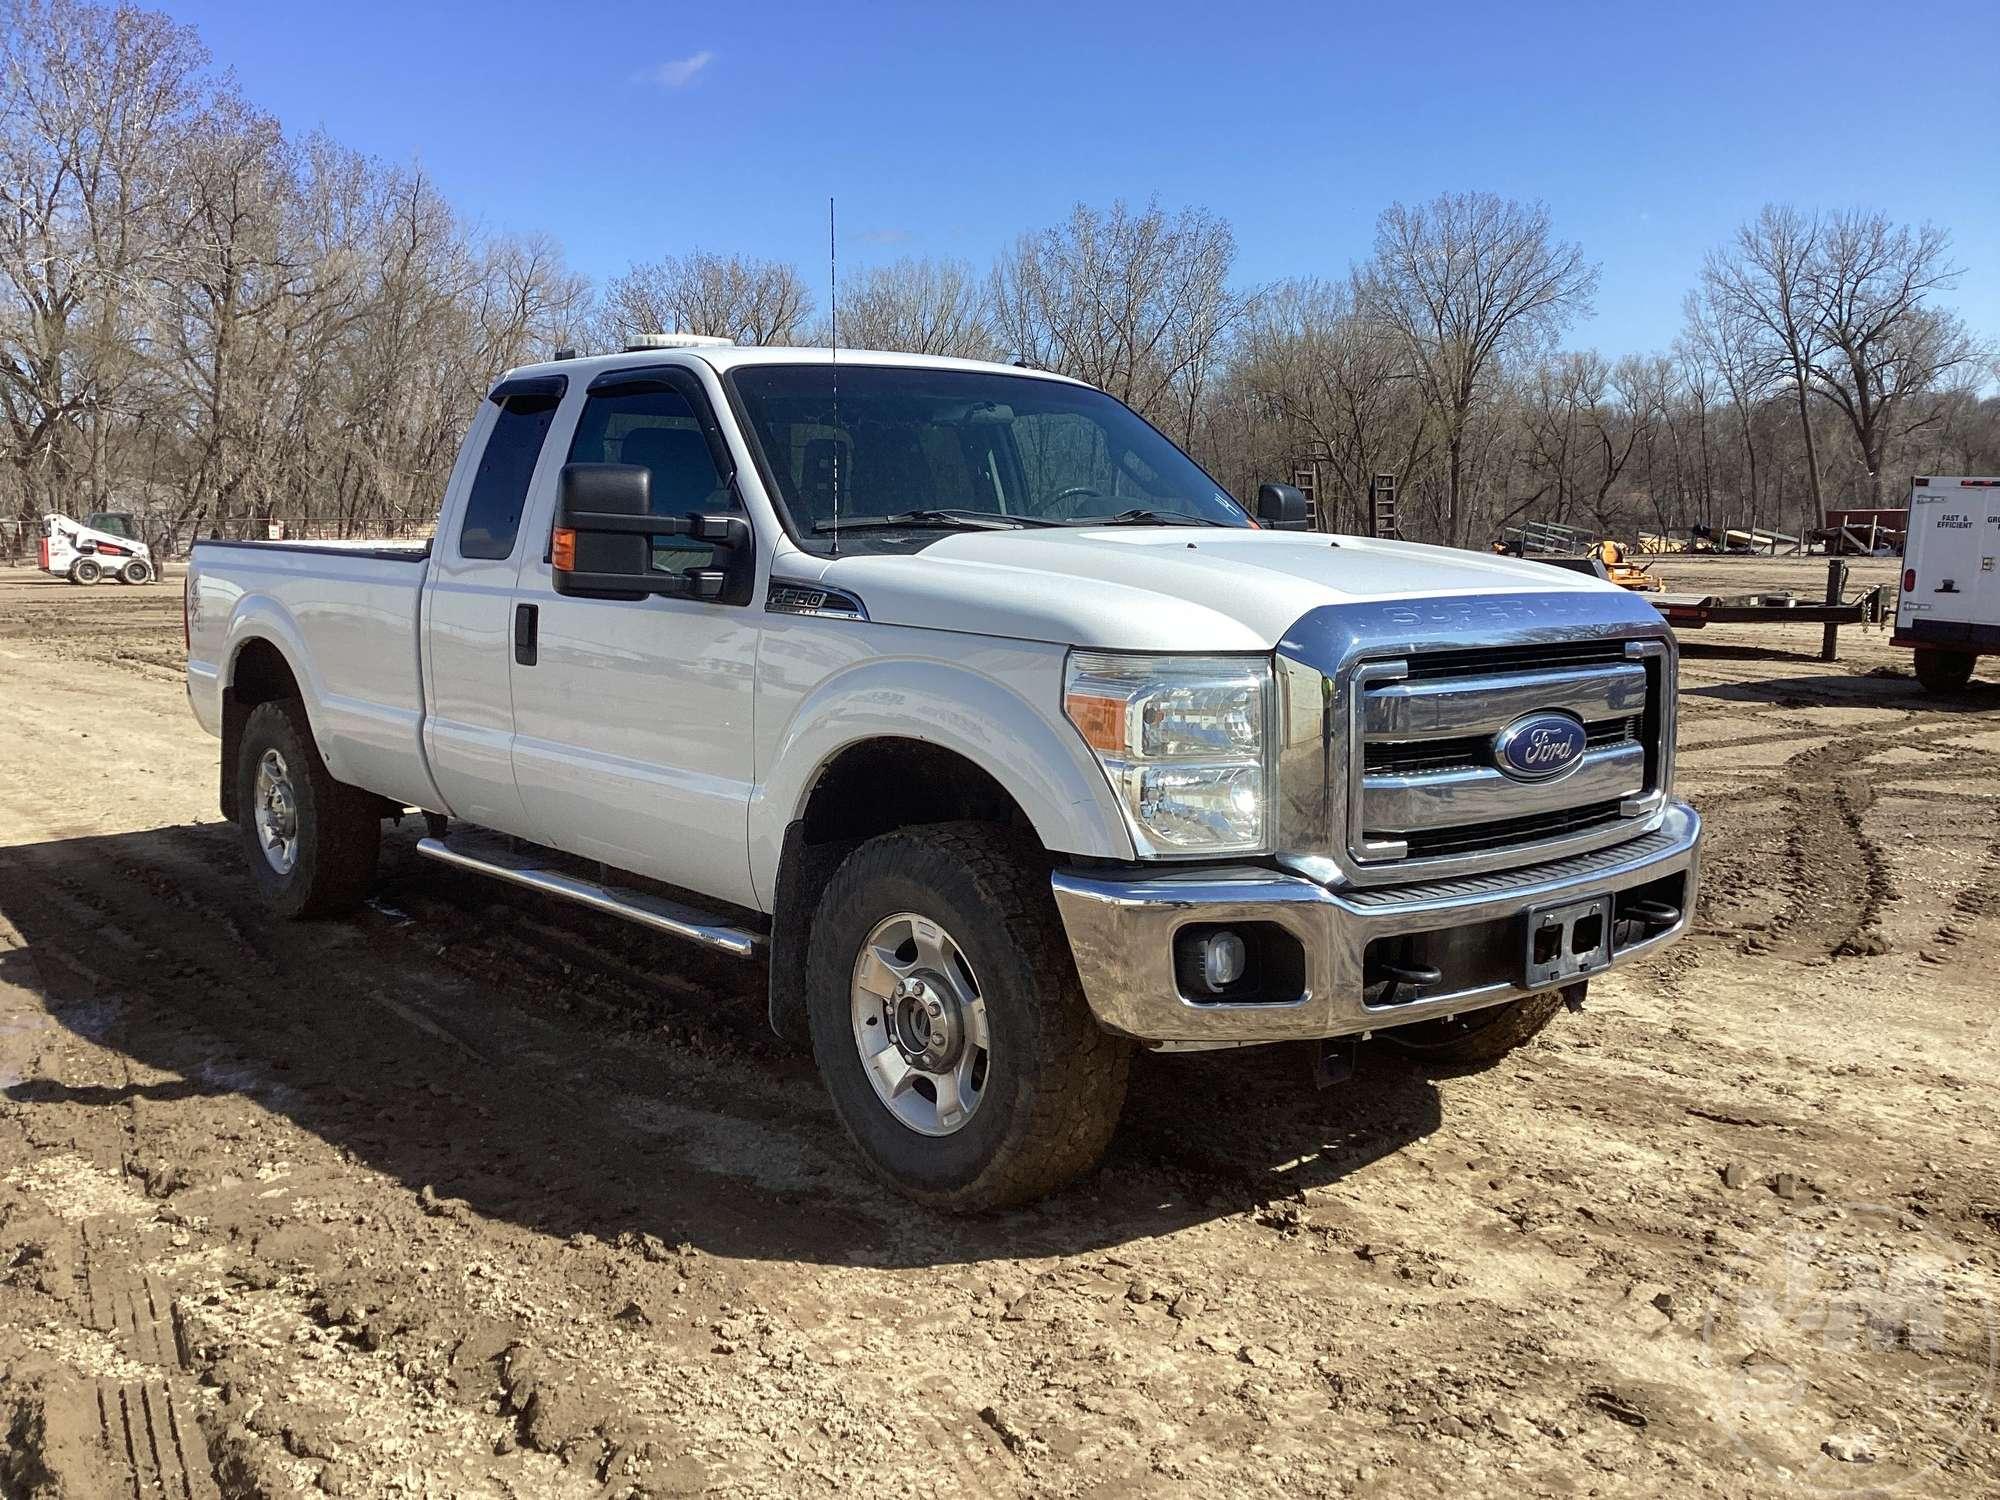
{"left": 1064, "top": 692, "right": 1126, "bottom": 754}
{"left": 551, "top": 527, "right": 576, "bottom": 571}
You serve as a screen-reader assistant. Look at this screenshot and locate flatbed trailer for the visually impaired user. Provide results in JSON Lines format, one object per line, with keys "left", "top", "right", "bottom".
{"left": 1651, "top": 559, "right": 1888, "bottom": 661}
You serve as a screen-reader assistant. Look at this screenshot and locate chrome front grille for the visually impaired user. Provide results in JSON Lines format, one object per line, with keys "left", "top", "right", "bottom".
{"left": 1347, "top": 640, "right": 1669, "bottom": 876}
{"left": 1269, "top": 590, "right": 1681, "bottom": 890}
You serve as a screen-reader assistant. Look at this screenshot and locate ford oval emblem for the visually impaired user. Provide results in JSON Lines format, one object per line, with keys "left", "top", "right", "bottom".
{"left": 1493, "top": 713, "right": 1588, "bottom": 781}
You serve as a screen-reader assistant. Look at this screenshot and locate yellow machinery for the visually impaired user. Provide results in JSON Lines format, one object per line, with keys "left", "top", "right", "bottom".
{"left": 1594, "top": 539, "right": 1660, "bottom": 592}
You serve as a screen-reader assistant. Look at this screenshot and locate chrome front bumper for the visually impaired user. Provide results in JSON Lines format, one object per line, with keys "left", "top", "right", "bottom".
{"left": 1050, "top": 802, "right": 1701, "bottom": 1045}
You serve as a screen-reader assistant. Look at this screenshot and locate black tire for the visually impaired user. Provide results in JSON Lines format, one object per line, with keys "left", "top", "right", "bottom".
{"left": 805, "top": 822, "right": 1131, "bottom": 1211}
{"left": 235, "top": 699, "right": 381, "bottom": 918}
{"left": 1377, "top": 985, "right": 1575, "bottom": 1070}
{"left": 120, "top": 558, "right": 153, "bottom": 585}
{"left": 1914, "top": 648, "right": 1975, "bottom": 694}
{"left": 70, "top": 557, "right": 101, "bottom": 584}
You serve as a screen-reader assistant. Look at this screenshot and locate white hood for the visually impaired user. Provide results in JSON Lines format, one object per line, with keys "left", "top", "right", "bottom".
{"left": 784, "top": 528, "right": 1624, "bottom": 651}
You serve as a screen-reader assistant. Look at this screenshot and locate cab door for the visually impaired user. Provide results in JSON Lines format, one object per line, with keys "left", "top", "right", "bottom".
{"left": 421, "top": 374, "right": 568, "bottom": 834}
{"left": 505, "top": 364, "right": 763, "bottom": 908}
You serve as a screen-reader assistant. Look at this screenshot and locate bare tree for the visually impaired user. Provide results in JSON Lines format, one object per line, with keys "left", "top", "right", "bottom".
{"left": 828, "top": 256, "right": 995, "bottom": 359}
{"left": 1588, "top": 354, "right": 1661, "bottom": 528}
{"left": 1513, "top": 350, "right": 1653, "bottom": 532}
{"left": 1806, "top": 210, "right": 1978, "bottom": 505}
{"left": 1668, "top": 339, "right": 1717, "bottom": 525}
{"left": 1682, "top": 284, "right": 1773, "bottom": 527}
{"left": 472, "top": 233, "right": 591, "bottom": 374}
{"left": 0, "top": 0, "right": 210, "bottom": 520}
{"left": 989, "top": 198, "right": 1245, "bottom": 447}
{"left": 1232, "top": 277, "right": 1430, "bottom": 532}
{"left": 1358, "top": 192, "right": 1596, "bottom": 546}
{"left": 160, "top": 94, "right": 299, "bottom": 538}
{"left": 599, "top": 250, "right": 811, "bottom": 347}
{"left": 1702, "top": 206, "right": 1832, "bottom": 527}
{"left": 1515, "top": 352, "right": 1589, "bottom": 524}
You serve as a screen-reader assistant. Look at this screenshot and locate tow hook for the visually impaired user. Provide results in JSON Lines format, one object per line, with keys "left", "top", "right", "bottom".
{"left": 1623, "top": 899, "right": 1681, "bottom": 929}
{"left": 1365, "top": 957, "right": 1444, "bottom": 1008}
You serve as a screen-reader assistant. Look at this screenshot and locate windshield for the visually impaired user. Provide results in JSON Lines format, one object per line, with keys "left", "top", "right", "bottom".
{"left": 727, "top": 365, "right": 1249, "bottom": 546}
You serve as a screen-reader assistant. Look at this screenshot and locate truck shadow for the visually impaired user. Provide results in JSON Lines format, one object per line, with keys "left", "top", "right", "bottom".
{"left": 0, "top": 823, "right": 1443, "bottom": 1269}
{"left": 1677, "top": 640, "right": 1839, "bottom": 665}
{"left": 1683, "top": 666, "right": 2000, "bottom": 713}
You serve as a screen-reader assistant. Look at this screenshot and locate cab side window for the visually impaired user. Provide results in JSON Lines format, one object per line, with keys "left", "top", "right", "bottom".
{"left": 567, "top": 385, "right": 737, "bottom": 574}
{"left": 459, "top": 393, "right": 561, "bottom": 560}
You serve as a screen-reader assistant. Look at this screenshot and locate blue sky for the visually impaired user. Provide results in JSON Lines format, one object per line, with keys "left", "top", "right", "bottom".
{"left": 162, "top": 0, "right": 1998, "bottom": 357}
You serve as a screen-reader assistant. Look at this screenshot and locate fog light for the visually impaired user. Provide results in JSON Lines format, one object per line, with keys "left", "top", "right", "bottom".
{"left": 1201, "top": 931, "right": 1247, "bottom": 990}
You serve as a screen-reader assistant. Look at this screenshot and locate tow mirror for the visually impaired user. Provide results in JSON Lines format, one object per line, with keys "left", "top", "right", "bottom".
{"left": 552, "top": 463, "right": 749, "bottom": 601}
{"left": 1256, "top": 482, "right": 1310, "bottom": 532}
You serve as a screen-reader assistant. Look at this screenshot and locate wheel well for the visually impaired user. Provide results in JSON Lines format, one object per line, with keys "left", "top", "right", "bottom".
{"left": 800, "top": 738, "right": 1034, "bottom": 847}
{"left": 220, "top": 638, "right": 303, "bottom": 820}
{"left": 230, "top": 637, "right": 301, "bottom": 708}
{"left": 767, "top": 739, "right": 1041, "bottom": 1048}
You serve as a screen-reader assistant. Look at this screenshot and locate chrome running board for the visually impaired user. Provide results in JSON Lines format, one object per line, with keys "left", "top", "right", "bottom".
{"left": 415, "top": 836, "right": 763, "bottom": 959}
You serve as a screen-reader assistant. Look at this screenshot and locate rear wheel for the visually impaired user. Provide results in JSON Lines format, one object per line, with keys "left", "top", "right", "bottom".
{"left": 69, "top": 557, "right": 101, "bottom": 585}
{"left": 1914, "top": 648, "right": 1975, "bottom": 694}
{"left": 119, "top": 558, "right": 153, "bottom": 585}
{"left": 1378, "top": 986, "right": 1574, "bottom": 1070}
{"left": 805, "top": 822, "right": 1131, "bottom": 1210}
{"left": 235, "top": 699, "right": 381, "bottom": 918}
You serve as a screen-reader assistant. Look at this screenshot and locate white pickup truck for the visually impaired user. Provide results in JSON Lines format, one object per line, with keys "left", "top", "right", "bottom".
{"left": 185, "top": 341, "right": 1701, "bottom": 1208}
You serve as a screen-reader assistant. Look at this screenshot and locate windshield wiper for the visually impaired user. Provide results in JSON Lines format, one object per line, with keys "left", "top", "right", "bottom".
{"left": 812, "top": 508, "right": 1058, "bottom": 534}
{"left": 1058, "top": 508, "right": 1226, "bottom": 527}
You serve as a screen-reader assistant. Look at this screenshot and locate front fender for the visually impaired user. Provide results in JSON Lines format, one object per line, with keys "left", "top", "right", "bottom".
{"left": 747, "top": 652, "right": 1136, "bottom": 907}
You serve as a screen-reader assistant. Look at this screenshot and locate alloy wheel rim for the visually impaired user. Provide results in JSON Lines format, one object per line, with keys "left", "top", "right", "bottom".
{"left": 848, "top": 911, "right": 989, "bottom": 1136}
{"left": 254, "top": 748, "right": 299, "bottom": 874}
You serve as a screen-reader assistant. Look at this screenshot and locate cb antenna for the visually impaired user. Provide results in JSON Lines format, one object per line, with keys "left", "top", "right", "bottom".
{"left": 828, "top": 195, "right": 840, "bottom": 557}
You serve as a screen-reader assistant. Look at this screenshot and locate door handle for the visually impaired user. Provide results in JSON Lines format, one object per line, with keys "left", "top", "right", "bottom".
{"left": 514, "top": 603, "right": 538, "bottom": 666}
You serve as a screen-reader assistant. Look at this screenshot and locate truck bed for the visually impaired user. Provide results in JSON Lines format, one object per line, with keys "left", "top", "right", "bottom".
{"left": 186, "top": 538, "right": 442, "bottom": 813}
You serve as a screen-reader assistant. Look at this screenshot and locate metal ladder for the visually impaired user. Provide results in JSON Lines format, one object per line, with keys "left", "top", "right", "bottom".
{"left": 1368, "top": 474, "right": 1403, "bottom": 540}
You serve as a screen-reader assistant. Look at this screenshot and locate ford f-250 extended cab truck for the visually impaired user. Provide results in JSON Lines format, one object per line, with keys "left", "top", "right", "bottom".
{"left": 185, "top": 341, "right": 1701, "bottom": 1209}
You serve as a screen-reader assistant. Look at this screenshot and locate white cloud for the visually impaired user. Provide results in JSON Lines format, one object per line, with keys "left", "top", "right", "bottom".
{"left": 644, "top": 51, "right": 715, "bottom": 89}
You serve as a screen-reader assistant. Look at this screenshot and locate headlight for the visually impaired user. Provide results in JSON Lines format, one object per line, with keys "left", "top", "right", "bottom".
{"left": 1064, "top": 652, "right": 1271, "bottom": 856}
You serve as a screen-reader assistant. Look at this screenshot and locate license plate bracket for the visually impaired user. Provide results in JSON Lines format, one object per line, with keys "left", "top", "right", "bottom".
{"left": 1523, "top": 894, "right": 1614, "bottom": 988}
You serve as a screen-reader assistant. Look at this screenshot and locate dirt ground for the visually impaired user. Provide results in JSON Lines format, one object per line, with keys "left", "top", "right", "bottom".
{"left": 0, "top": 554, "right": 1994, "bottom": 1499}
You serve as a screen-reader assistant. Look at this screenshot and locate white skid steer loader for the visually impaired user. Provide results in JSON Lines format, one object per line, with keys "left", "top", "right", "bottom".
{"left": 39, "top": 512, "right": 158, "bottom": 585}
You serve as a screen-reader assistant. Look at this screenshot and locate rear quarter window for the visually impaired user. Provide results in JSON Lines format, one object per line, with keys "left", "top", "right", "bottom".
{"left": 459, "top": 396, "right": 560, "bottom": 560}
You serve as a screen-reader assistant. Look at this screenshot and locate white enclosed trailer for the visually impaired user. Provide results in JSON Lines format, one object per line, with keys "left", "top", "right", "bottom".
{"left": 1895, "top": 477, "right": 1999, "bottom": 692}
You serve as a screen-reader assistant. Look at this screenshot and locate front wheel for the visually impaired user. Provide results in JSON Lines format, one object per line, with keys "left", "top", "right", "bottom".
{"left": 1377, "top": 986, "right": 1574, "bottom": 1070}
{"left": 235, "top": 699, "right": 381, "bottom": 918}
{"left": 1914, "top": 648, "right": 1976, "bottom": 694}
{"left": 805, "top": 823, "right": 1131, "bottom": 1211}
{"left": 69, "top": 557, "right": 101, "bottom": 585}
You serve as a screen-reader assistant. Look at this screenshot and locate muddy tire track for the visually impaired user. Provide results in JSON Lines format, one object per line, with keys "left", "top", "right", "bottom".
{"left": 1747, "top": 717, "right": 1979, "bottom": 958}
